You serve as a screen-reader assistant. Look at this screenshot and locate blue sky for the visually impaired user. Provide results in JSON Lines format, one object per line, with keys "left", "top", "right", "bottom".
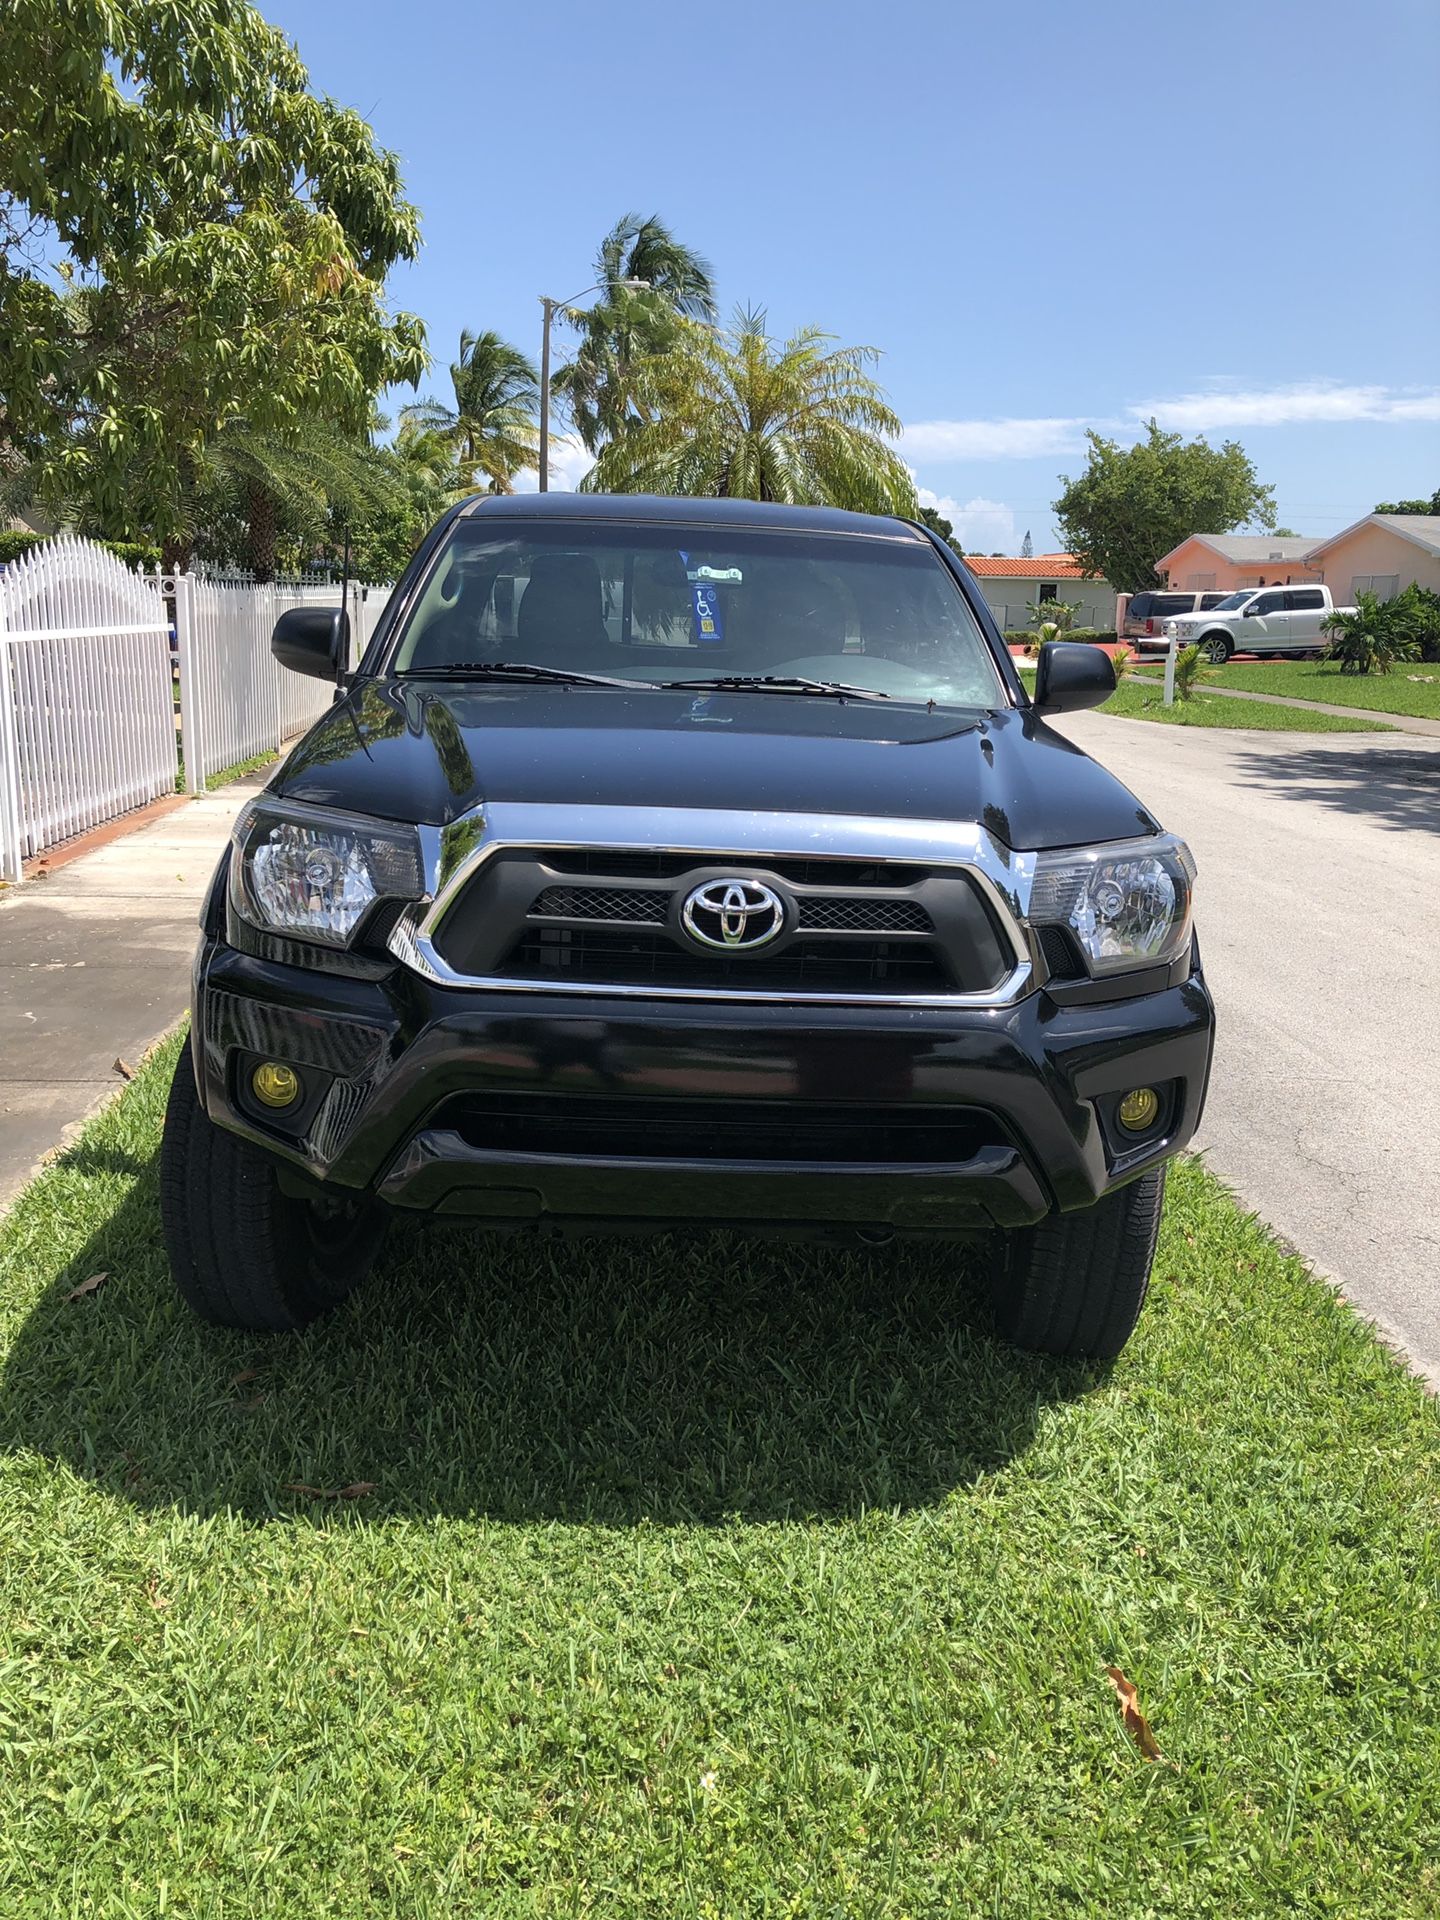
{"left": 274, "top": 0, "right": 1439, "bottom": 553}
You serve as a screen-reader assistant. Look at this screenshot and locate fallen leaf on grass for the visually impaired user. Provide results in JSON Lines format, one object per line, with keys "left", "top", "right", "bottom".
{"left": 283, "top": 1481, "right": 377, "bottom": 1501}
{"left": 1105, "top": 1666, "right": 1169, "bottom": 1764}
{"left": 112, "top": 1056, "right": 134, "bottom": 1081}
{"left": 229, "top": 1368, "right": 261, "bottom": 1388}
{"left": 66, "top": 1271, "right": 109, "bottom": 1300}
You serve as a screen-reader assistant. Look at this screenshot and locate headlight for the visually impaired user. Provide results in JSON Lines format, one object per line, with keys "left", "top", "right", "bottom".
{"left": 1029, "top": 833, "right": 1196, "bottom": 977}
{"left": 230, "top": 799, "right": 426, "bottom": 947}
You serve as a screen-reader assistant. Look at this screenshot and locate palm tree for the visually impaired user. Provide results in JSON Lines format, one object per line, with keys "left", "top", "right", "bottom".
{"left": 194, "top": 417, "right": 405, "bottom": 579}
{"left": 584, "top": 309, "right": 917, "bottom": 517}
{"left": 1322, "top": 592, "right": 1420, "bottom": 676}
{"left": 555, "top": 213, "right": 717, "bottom": 455}
{"left": 401, "top": 329, "right": 540, "bottom": 494}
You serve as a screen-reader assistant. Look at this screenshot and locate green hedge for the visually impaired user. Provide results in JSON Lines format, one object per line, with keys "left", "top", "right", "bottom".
{"left": 0, "top": 530, "right": 161, "bottom": 570}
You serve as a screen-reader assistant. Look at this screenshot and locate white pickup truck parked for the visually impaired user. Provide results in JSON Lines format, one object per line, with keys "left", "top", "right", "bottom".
{"left": 1139, "top": 584, "right": 1352, "bottom": 663}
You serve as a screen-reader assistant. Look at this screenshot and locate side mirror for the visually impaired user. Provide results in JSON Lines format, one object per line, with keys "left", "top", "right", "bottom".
{"left": 1032, "top": 640, "right": 1116, "bottom": 715}
{"left": 271, "top": 605, "right": 349, "bottom": 682}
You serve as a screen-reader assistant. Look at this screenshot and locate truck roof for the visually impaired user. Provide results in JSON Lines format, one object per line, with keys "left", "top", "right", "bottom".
{"left": 457, "top": 492, "right": 928, "bottom": 541}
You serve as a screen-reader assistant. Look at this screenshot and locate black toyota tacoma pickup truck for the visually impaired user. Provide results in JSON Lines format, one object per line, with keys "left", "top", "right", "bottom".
{"left": 161, "top": 495, "right": 1214, "bottom": 1358}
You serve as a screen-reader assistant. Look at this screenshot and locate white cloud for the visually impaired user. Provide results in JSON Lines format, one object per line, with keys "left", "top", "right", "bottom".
{"left": 901, "top": 416, "right": 1091, "bottom": 462}
{"left": 898, "top": 380, "right": 1440, "bottom": 467}
{"left": 917, "top": 487, "right": 1019, "bottom": 553}
{"left": 1133, "top": 380, "right": 1440, "bottom": 432}
{"left": 510, "top": 432, "right": 594, "bottom": 494}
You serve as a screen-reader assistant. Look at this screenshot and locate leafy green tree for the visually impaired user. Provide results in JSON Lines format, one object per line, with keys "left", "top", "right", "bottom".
{"left": 401, "top": 330, "right": 540, "bottom": 494}
{"left": 916, "top": 505, "right": 964, "bottom": 555}
{"left": 0, "top": 0, "right": 425, "bottom": 562}
{"left": 1373, "top": 491, "right": 1440, "bottom": 515}
{"left": 555, "top": 213, "right": 717, "bottom": 456}
{"left": 1053, "top": 422, "right": 1276, "bottom": 593}
{"left": 586, "top": 310, "right": 916, "bottom": 516}
{"left": 340, "top": 415, "right": 463, "bottom": 580}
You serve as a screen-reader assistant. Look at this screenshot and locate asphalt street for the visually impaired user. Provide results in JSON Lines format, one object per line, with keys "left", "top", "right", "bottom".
{"left": 1056, "top": 706, "right": 1440, "bottom": 1386}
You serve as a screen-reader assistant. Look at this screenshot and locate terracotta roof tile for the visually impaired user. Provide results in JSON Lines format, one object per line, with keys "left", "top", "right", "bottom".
{"left": 961, "top": 554, "right": 1100, "bottom": 579}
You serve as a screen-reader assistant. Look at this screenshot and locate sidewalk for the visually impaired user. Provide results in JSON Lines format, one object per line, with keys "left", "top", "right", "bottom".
{"left": 0, "top": 775, "right": 266, "bottom": 1210}
{"left": 1127, "top": 674, "right": 1440, "bottom": 736}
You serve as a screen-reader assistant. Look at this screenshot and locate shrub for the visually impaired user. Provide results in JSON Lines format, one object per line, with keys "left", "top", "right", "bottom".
{"left": 1172, "top": 642, "right": 1207, "bottom": 702}
{"left": 1027, "top": 595, "right": 1082, "bottom": 632}
{"left": 102, "top": 539, "right": 162, "bottom": 571}
{"left": 1111, "top": 645, "right": 1132, "bottom": 680}
{"left": 0, "top": 530, "right": 43, "bottom": 565}
{"left": 1323, "top": 592, "right": 1420, "bottom": 676}
{"left": 1386, "top": 583, "right": 1440, "bottom": 664}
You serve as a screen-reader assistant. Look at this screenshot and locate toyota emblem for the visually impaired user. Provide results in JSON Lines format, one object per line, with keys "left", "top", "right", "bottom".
{"left": 680, "top": 877, "right": 786, "bottom": 951}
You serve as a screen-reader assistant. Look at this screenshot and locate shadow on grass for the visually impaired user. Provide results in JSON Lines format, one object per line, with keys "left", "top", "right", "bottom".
{"left": 0, "top": 1141, "right": 1098, "bottom": 1528}
{"left": 1229, "top": 738, "right": 1440, "bottom": 834}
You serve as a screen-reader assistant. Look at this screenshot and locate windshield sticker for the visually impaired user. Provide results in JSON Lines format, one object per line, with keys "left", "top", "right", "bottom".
{"left": 691, "top": 583, "right": 725, "bottom": 645}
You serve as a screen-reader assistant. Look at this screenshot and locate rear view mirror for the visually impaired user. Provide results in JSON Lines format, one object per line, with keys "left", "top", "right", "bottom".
{"left": 1032, "top": 641, "right": 1116, "bottom": 715}
{"left": 271, "top": 606, "right": 349, "bottom": 681}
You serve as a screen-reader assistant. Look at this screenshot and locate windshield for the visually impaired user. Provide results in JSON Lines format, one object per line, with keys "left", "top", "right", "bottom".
{"left": 388, "top": 520, "right": 1006, "bottom": 709}
{"left": 1210, "top": 591, "right": 1255, "bottom": 611}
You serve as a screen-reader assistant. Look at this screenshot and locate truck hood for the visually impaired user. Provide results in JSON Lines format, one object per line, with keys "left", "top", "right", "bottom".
{"left": 272, "top": 679, "right": 1159, "bottom": 853}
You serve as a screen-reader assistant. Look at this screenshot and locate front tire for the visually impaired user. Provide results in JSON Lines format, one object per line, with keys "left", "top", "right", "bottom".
{"left": 1199, "top": 634, "right": 1232, "bottom": 664}
{"left": 160, "top": 1037, "right": 379, "bottom": 1330}
{"left": 990, "top": 1167, "right": 1166, "bottom": 1360}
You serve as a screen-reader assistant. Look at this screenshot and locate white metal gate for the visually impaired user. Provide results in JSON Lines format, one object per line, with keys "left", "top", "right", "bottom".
{"left": 1, "top": 540, "right": 394, "bottom": 876}
{"left": 0, "top": 536, "right": 175, "bottom": 879}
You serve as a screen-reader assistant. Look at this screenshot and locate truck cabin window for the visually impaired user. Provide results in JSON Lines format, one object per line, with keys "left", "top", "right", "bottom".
{"left": 391, "top": 522, "right": 1006, "bottom": 709}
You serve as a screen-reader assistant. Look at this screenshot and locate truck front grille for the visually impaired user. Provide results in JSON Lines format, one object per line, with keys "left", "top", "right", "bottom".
{"left": 437, "top": 1091, "right": 1005, "bottom": 1164}
{"left": 427, "top": 847, "right": 1016, "bottom": 999}
{"left": 508, "top": 926, "right": 951, "bottom": 992}
{"left": 529, "top": 885, "right": 933, "bottom": 936}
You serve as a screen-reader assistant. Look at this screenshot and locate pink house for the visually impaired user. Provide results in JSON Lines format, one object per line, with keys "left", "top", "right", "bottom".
{"left": 1301, "top": 515, "right": 1440, "bottom": 602}
{"left": 1154, "top": 534, "right": 1323, "bottom": 592}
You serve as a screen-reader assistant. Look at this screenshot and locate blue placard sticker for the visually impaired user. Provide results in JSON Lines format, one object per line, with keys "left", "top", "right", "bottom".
{"left": 691, "top": 582, "right": 725, "bottom": 645}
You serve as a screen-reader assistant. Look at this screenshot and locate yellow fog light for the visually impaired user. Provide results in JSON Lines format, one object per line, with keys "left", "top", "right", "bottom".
{"left": 1117, "top": 1086, "right": 1160, "bottom": 1133}
{"left": 252, "top": 1061, "right": 301, "bottom": 1109}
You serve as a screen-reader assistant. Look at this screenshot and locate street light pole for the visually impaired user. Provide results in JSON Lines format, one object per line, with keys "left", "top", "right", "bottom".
{"left": 538, "top": 295, "right": 556, "bottom": 493}
{"left": 537, "top": 278, "right": 650, "bottom": 494}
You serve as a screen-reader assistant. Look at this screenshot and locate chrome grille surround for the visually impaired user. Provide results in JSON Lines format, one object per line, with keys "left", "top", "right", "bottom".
{"left": 388, "top": 802, "right": 1038, "bottom": 1008}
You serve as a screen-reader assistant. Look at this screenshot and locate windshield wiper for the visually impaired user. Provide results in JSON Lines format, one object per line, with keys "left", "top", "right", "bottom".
{"left": 400, "top": 660, "right": 655, "bottom": 691}
{"left": 659, "top": 674, "right": 889, "bottom": 701}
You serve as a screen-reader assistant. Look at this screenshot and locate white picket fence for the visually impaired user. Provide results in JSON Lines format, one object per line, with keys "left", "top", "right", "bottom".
{"left": 0, "top": 536, "right": 392, "bottom": 880}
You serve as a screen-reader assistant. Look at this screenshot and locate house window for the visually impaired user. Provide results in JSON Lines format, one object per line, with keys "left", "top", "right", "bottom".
{"left": 1352, "top": 573, "right": 1400, "bottom": 601}
{"left": 1185, "top": 572, "right": 1217, "bottom": 589}
{"left": 1037, "top": 581, "right": 1058, "bottom": 603}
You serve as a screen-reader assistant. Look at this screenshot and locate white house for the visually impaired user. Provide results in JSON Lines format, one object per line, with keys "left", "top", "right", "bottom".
{"left": 961, "top": 554, "right": 1115, "bottom": 632}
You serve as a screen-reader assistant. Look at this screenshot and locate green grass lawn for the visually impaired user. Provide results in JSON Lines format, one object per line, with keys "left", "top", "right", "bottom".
{"left": 1, "top": 1031, "right": 1436, "bottom": 1916}
{"left": 1134, "top": 660, "right": 1440, "bottom": 721}
{"left": 1100, "top": 680, "right": 1390, "bottom": 731}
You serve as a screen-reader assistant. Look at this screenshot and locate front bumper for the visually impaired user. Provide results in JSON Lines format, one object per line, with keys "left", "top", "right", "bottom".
{"left": 191, "top": 938, "right": 1215, "bottom": 1235}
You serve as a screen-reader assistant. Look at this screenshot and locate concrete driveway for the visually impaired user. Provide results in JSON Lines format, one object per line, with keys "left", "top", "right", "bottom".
{"left": 1056, "top": 707, "right": 1440, "bottom": 1387}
